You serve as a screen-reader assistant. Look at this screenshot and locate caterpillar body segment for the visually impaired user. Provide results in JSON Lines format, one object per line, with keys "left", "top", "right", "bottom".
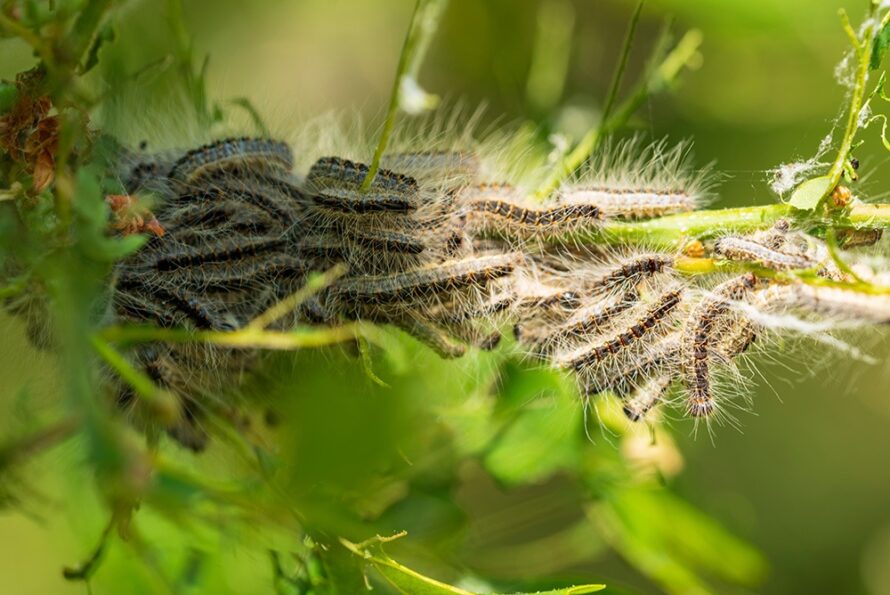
{"left": 330, "top": 253, "right": 522, "bottom": 307}
{"left": 837, "top": 227, "right": 883, "bottom": 248}
{"left": 305, "top": 156, "right": 420, "bottom": 214}
{"left": 567, "top": 137, "right": 714, "bottom": 219}
{"left": 555, "top": 289, "right": 684, "bottom": 372}
{"left": 713, "top": 236, "right": 815, "bottom": 271}
{"left": 583, "top": 254, "right": 675, "bottom": 295}
{"left": 132, "top": 254, "right": 306, "bottom": 293}
{"left": 622, "top": 374, "right": 674, "bottom": 422}
{"left": 560, "top": 187, "right": 696, "bottom": 219}
{"left": 462, "top": 183, "right": 603, "bottom": 238}
{"left": 578, "top": 333, "right": 680, "bottom": 398}
{"left": 515, "top": 289, "right": 639, "bottom": 356}
{"left": 750, "top": 282, "right": 890, "bottom": 324}
{"left": 168, "top": 137, "right": 294, "bottom": 186}
{"left": 681, "top": 273, "right": 761, "bottom": 418}
{"left": 192, "top": 172, "right": 309, "bottom": 223}
{"left": 136, "top": 236, "right": 288, "bottom": 271}
{"left": 159, "top": 199, "right": 284, "bottom": 238}
{"left": 712, "top": 315, "right": 758, "bottom": 362}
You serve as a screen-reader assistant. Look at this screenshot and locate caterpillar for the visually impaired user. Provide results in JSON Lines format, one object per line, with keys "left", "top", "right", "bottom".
{"left": 463, "top": 187, "right": 603, "bottom": 237}
{"left": 585, "top": 335, "right": 680, "bottom": 398}
{"left": 168, "top": 137, "right": 294, "bottom": 185}
{"left": 138, "top": 236, "right": 288, "bottom": 271}
{"left": 566, "top": 137, "right": 713, "bottom": 219}
{"left": 516, "top": 289, "right": 639, "bottom": 355}
{"left": 622, "top": 374, "right": 674, "bottom": 422}
{"left": 836, "top": 227, "right": 884, "bottom": 248}
{"left": 713, "top": 236, "right": 815, "bottom": 271}
{"left": 681, "top": 273, "right": 761, "bottom": 418}
{"left": 330, "top": 252, "right": 522, "bottom": 306}
{"left": 555, "top": 289, "right": 683, "bottom": 371}
{"left": 750, "top": 282, "right": 890, "bottom": 323}
{"left": 560, "top": 187, "right": 696, "bottom": 219}
{"left": 583, "top": 253, "right": 675, "bottom": 294}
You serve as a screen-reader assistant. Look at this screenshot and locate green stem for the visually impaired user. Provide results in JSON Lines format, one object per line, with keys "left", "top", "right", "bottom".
{"left": 572, "top": 204, "right": 792, "bottom": 248}
{"left": 361, "top": 0, "right": 444, "bottom": 192}
{"left": 247, "top": 265, "right": 346, "bottom": 331}
{"left": 600, "top": 0, "right": 644, "bottom": 124}
{"left": 847, "top": 202, "right": 890, "bottom": 224}
{"left": 99, "top": 323, "right": 360, "bottom": 350}
{"left": 541, "top": 202, "right": 890, "bottom": 249}
{"left": 64, "top": 0, "right": 115, "bottom": 67}
{"left": 89, "top": 335, "right": 180, "bottom": 424}
{"left": 533, "top": 28, "right": 701, "bottom": 200}
{"left": 820, "top": 8, "right": 889, "bottom": 207}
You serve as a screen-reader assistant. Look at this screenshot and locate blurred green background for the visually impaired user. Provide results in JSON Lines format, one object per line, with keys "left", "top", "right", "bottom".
{"left": 2, "top": 0, "right": 890, "bottom": 593}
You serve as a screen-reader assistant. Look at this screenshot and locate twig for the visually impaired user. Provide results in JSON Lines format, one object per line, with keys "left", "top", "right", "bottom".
{"left": 361, "top": 0, "right": 447, "bottom": 191}
{"left": 247, "top": 265, "right": 346, "bottom": 331}
{"left": 533, "top": 26, "right": 701, "bottom": 200}
{"left": 89, "top": 335, "right": 181, "bottom": 425}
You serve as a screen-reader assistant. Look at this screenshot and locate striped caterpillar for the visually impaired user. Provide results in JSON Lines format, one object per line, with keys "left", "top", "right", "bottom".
{"left": 82, "top": 123, "right": 890, "bottom": 449}
{"left": 462, "top": 184, "right": 603, "bottom": 238}
{"left": 560, "top": 138, "right": 713, "bottom": 219}
{"left": 680, "top": 273, "right": 761, "bottom": 418}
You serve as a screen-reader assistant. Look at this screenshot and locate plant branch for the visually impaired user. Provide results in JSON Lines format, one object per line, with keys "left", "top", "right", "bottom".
{"left": 533, "top": 27, "right": 701, "bottom": 200}
{"left": 99, "top": 323, "right": 361, "bottom": 350}
{"left": 361, "top": 0, "right": 447, "bottom": 191}
{"left": 819, "top": 8, "right": 890, "bottom": 209}
{"left": 600, "top": 0, "right": 645, "bottom": 124}
{"left": 89, "top": 335, "right": 180, "bottom": 425}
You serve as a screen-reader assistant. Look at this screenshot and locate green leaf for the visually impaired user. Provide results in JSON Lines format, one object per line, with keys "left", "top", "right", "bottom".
{"left": 483, "top": 364, "right": 581, "bottom": 485}
{"left": 590, "top": 487, "right": 767, "bottom": 594}
{"left": 0, "top": 83, "right": 18, "bottom": 114}
{"left": 82, "top": 22, "right": 116, "bottom": 74}
{"left": 871, "top": 20, "right": 890, "bottom": 70}
{"left": 788, "top": 175, "right": 832, "bottom": 210}
{"left": 496, "top": 587, "right": 606, "bottom": 595}
{"left": 340, "top": 535, "right": 605, "bottom": 595}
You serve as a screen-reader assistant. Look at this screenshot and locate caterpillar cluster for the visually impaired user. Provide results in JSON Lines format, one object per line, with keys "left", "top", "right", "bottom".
{"left": 108, "top": 133, "right": 889, "bottom": 449}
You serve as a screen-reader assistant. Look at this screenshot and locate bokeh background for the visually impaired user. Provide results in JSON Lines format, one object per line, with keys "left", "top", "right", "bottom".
{"left": 1, "top": 0, "right": 889, "bottom": 593}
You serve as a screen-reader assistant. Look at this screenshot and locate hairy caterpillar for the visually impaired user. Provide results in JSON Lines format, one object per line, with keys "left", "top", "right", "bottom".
{"left": 750, "top": 282, "right": 890, "bottom": 323}
{"left": 563, "top": 138, "right": 713, "bottom": 219}
{"left": 463, "top": 186, "right": 603, "bottom": 237}
{"left": 622, "top": 374, "right": 674, "bottom": 422}
{"left": 330, "top": 253, "right": 522, "bottom": 306}
{"left": 78, "top": 116, "right": 890, "bottom": 450}
{"left": 561, "top": 187, "right": 696, "bottom": 219}
{"left": 516, "top": 289, "right": 639, "bottom": 355}
{"left": 713, "top": 236, "right": 815, "bottom": 271}
{"left": 681, "top": 273, "right": 761, "bottom": 418}
{"left": 583, "top": 254, "right": 675, "bottom": 294}
{"left": 168, "top": 137, "right": 294, "bottom": 185}
{"left": 305, "top": 156, "right": 420, "bottom": 214}
{"left": 555, "top": 289, "right": 683, "bottom": 371}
